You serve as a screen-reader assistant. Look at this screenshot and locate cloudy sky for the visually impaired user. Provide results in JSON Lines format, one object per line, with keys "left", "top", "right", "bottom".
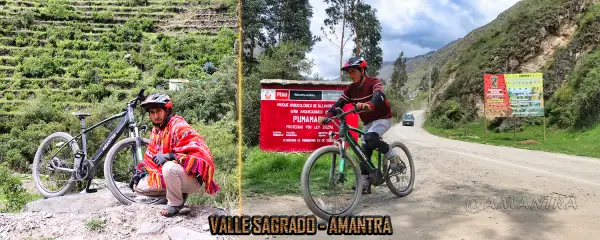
{"left": 306, "top": 0, "right": 521, "bottom": 79}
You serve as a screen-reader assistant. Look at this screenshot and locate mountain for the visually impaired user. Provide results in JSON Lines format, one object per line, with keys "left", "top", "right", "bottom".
{"left": 415, "top": 0, "right": 600, "bottom": 130}
{"left": 378, "top": 50, "right": 434, "bottom": 82}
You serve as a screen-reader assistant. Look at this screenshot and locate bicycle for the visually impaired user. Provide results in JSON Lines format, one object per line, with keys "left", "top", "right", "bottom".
{"left": 32, "top": 88, "right": 166, "bottom": 205}
{"left": 300, "top": 104, "right": 415, "bottom": 220}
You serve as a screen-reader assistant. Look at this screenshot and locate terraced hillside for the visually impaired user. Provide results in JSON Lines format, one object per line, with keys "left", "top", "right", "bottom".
{"left": 0, "top": 0, "right": 237, "bottom": 133}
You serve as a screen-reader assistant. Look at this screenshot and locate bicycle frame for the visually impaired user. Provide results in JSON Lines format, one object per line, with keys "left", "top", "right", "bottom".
{"left": 329, "top": 108, "right": 384, "bottom": 179}
{"left": 48, "top": 92, "right": 146, "bottom": 180}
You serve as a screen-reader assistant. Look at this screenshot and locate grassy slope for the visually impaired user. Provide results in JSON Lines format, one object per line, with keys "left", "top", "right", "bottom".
{"left": 424, "top": 118, "right": 600, "bottom": 158}
{"left": 242, "top": 148, "right": 310, "bottom": 196}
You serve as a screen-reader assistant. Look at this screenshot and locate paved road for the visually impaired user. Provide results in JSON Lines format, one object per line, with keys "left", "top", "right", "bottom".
{"left": 241, "top": 110, "right": 600, "bottom": 240}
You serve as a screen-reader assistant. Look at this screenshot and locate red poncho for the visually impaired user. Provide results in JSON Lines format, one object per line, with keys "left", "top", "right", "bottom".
{"left": 136, "top": 115, "right": 220, "bottom": 195}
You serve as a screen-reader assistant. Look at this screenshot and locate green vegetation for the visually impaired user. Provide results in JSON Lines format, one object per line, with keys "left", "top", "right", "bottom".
{"left": 242, "top": 148, "right": 310, "bottom": 196}
{"left": 0, "top": 163, "right": 34, "bottom": 213}
{"left": 423, "top": 0, "right": 583, "bottom": 127}
{"left": 400, "top": 0, "right": 600, "bottom": 157}
{"left": 85, "top": 218, "right": 105, "bottom": 232}
{"left": 424, "top": 118, "right": 600, "bottom": 158}
{"left": 0, "top": 0, "right": 239, "bottom": 211}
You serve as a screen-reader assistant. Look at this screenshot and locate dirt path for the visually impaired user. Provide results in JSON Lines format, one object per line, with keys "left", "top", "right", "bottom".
{"left": 241, "top": 110, "right": 600, "bottom": 240}
{"left": 0, "top": 181, "right": 234, "bottom": 240}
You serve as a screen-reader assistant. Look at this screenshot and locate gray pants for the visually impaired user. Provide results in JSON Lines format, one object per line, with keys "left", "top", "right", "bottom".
{"left": 135, "top": 161, "right": 201, "bottom": 206}
{"left": 360, "top": 118, "right": 397, "bottom": 174}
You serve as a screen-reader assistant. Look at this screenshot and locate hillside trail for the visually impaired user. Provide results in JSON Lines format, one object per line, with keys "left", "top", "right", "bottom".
{"left": 0, "top": 179, "right": 234, "bottom": 240}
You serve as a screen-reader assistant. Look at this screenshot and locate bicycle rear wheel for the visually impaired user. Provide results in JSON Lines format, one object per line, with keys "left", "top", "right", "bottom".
{"left": 300, "top": 145, "right": 362, "bottom": 220}
{"left": 385, "top": 141, "right": 415, "bottom": 197}
{"left": 32, "top": 132, "right": 79, "bottom": 198}
{"left": 104, "top": 137, "right": 165, "bottom": 205}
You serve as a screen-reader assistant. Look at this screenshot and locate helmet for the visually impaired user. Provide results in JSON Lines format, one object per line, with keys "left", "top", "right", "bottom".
{"left": 341, "top": 56, "right": 368, "bottom": 71}
{"left": 140, "top": 93, "right": 173, "bottom": 110}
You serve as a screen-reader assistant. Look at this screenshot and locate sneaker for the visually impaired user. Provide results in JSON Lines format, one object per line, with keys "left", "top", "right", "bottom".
{"left": 352, "top": 175, "right": 371, "bottom": 193}
{"left": 387, "top": 155, "right": 406, "bottom": 175}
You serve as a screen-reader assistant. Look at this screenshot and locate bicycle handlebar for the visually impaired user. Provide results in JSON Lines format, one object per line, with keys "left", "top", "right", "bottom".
{"left": 129, "top": 88, "right": 146, "bottom": 105}
{"left": 322, "top": 103, "right": 368, "bottom": 124}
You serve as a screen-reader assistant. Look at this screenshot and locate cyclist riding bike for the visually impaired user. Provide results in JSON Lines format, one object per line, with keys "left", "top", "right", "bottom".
{"left": 318, "top": 56, "right": 405, "bottom": 193}
{"left": 129, "top": 93, "right": 220, "bottom": 217}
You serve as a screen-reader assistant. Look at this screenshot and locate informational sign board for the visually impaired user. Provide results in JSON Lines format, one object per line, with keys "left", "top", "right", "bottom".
{"left": 259, "top": 79, "right": 359, "bottom": 152}
{"left": 505, "top": 73, "right": 544, "bottom": 117}
{"left": 484, "top": 74, "right": 511, "bottom": 118}
{"left": 484, "top": 73, "right": 544, "bottom": 118}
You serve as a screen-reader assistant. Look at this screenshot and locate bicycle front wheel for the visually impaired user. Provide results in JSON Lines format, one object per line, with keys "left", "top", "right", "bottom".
{"left": 103, "top": 137, "right": 165, "bottom": 205}
{"left": 300, "top": 145, "right": 362, "bottom": 220}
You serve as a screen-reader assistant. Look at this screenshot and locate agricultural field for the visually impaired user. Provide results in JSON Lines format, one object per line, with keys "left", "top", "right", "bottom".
{"left": 0, "top": 0, "right": 237, "bottom": 133}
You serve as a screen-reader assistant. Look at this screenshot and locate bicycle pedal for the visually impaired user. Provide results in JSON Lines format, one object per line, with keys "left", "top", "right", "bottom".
{"left": 85, "top": 188, "right": 98, "bottom": 193}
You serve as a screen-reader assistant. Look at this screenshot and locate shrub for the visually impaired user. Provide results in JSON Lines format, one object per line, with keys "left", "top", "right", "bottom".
{"left": 18, "top": 54, "right": 60, "bottom": 78}
{"left": 0, "top": 163, "right": 32, "bottom": 213}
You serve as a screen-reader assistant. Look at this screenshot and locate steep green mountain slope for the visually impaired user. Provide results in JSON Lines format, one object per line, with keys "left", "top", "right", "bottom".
{"left": 419, "top": 0, "right": 600, "bottom": 131}
{"left": 0, "top": 0, "right": 237, "bottom": 133}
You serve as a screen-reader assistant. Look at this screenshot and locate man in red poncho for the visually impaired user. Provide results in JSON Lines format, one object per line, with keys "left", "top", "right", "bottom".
{"left": 129, "top": 93, "right": 220, "bottom": 217}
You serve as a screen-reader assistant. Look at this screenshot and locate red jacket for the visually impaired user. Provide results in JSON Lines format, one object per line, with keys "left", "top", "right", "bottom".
{"left": 136, "top": 115, "right": 220, "bottom": 195}
{"left": 327, "top": 76, "right": 393, "bottom": 124}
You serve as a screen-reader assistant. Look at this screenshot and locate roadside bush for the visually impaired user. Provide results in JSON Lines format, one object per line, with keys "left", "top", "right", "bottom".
{"left": 0, "top": 163, "right": 32, "bottom": 213}
{"left": 193, "top": 119, "right": 237, "bottom": 172}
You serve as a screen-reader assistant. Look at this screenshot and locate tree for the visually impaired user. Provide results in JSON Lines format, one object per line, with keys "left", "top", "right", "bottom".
{"left": 321, "top": 0, "right": 357, "bottom": 81}
{"left": 243, "top": 0, "right": 318, "bottom": 76}
{"left": 264, "top": 0, "right": 319, "bottom": 54}
{"left": 242, "top": 41, "right": 315, "bottom": 146}
{"left": 390, "top": 51, "right": 408, "bottom": 98}
{"left": 351, "top": 2, "right": 382, "bottom": 77}
{"left": 255, "top": 41, "right": 314, "bottom": 80}
{"left": 242, "top": 0, "right": 268, "bottom": 73}
{"left": 431, "top": 65, "right": 439, "bottom": 89}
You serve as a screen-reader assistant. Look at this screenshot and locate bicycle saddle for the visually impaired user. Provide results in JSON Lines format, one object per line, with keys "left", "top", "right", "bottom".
{"left": 72, "top": 112, "right": 92, "bottom": 119}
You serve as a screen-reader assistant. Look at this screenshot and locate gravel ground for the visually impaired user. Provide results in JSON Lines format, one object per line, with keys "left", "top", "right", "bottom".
{"left": 240, "top": 110, "right": 600, "bottom": 240}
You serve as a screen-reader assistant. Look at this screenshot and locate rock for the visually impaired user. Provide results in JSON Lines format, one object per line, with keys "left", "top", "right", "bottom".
{"left": 165, "top": 226, "right": 216, "bottom": 240}
{"left": 179, "top": 207, "right": 191, "bottom": 214}
{"left": 109, "top": 212, "right": 122, "bottom": 224}
{"left": 136, "top": 222, "right": 165, "bottom": 235}
{"left": 45, "top": 213, "right": 53, "bottom": 218}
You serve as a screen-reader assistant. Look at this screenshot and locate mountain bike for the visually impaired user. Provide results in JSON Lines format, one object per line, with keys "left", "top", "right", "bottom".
{"left": 300, "top": 104, "right": 415, "bottom": 220}
{"left": 32, "top": 88, "right": 166, "bottom": 205}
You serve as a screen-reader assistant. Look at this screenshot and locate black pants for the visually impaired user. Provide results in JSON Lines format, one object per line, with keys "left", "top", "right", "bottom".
{"left": 360, "top": 132, "right": 390, "bottom": 175}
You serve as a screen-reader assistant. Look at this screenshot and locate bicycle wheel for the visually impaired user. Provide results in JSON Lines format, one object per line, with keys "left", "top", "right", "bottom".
{"left": 32, "top": 132, "right": 79, "bottom": 198}
{"left": 301, "top": 145, "right": 362, "bottom": 220}
{"left": 104, "top": 137, "right": 165, "bottom": 205}
{"left": 385, "top": 141, "right": 415, "bottom": 197}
